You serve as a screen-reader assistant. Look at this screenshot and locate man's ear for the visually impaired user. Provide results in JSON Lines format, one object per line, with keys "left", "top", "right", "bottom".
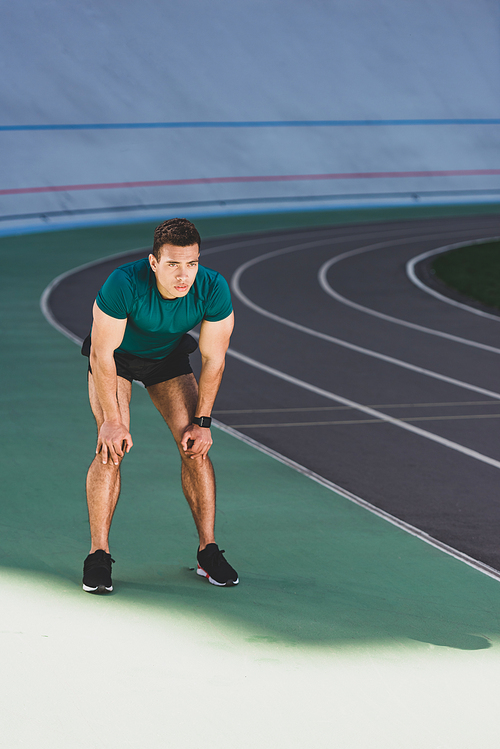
{"left": 149, "top": 253, "right": 157, "bottom": 272}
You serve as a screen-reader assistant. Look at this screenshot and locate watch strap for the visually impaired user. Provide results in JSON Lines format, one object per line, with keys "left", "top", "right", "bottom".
{"left": 192, "top": 416, "right": 212, "bottom": 428}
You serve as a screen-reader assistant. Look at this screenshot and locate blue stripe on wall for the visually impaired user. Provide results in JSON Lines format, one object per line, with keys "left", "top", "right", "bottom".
{"left": 1, "top": 119, "right": 500, "bottom": 132}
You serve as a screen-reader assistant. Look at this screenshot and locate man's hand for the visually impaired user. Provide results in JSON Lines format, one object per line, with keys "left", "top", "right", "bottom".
{"left": 180, "top": 424, "right": 213, "bottom": 460}
{"left": 97, "top": 420, "right": 133, "bottom": 465}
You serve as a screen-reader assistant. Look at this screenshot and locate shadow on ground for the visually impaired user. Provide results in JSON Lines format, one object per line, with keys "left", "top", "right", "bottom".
{"left": 1, "top": 222, "right": 499, "bottom": 653}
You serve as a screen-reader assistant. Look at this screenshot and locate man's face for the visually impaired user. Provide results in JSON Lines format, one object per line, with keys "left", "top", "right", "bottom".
{"left": 149, "top": 243, "right": 200, "bottom": 299}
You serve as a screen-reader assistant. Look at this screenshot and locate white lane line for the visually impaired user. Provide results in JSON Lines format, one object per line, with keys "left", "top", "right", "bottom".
{"left": 214, "top": 418, "right": 500, "bottom": 582}
{"left": 406, "top": 236, "right": 500, "bottom": 321}
{"left": 230, "top": 412, "right": 500, "bottom": 429}
{"left": 231, "top": 248, "right": 500, "bottom": 401}
{"left": 214, "top": 400, "right": 500, "bottom": 414}
{"left": 319, "top": 235, "right": 500, "bottom": 354}
{"left": 225, "top": 346, "right": 500, "bottom": 471}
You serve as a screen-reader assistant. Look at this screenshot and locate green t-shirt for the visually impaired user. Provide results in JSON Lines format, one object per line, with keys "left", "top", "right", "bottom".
{"left": 95, "top": 257, "right": 233, "bottom": 359}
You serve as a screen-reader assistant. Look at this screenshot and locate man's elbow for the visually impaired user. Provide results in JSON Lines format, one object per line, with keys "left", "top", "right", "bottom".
{"left": 200, "top": 353, "right": 227, "bottom": 373}
{"left": 89, "top": 348, "right": 98, "bottom": 370}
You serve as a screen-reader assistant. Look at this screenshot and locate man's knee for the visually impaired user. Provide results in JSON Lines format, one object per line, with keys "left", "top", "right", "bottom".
{"left": 177, "top": 439, "right": 194, "bottom": 463}
{"left": 178, "top": 449, "right": 212, "bottom": 472}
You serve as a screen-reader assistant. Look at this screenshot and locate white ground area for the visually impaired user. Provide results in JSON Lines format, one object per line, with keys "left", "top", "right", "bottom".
{"left": 3, "top": 565, "right": 500, "bottom": 749}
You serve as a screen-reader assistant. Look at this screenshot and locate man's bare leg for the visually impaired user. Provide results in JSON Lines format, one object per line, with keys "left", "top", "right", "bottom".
{"left": 147, "top": 374, "right": 216, "bottom": 550}
{"left": 86, "top": 373, "right": 132, "bottom": 553}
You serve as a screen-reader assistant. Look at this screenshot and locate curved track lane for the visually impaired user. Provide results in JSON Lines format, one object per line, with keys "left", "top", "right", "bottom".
{"left": 45, "top": 214, "right": 500, "bottom": 570}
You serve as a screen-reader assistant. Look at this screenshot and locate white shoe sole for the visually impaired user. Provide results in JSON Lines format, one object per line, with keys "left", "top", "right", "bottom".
{"left": 82, "top": 583, "right": 113, "bottom": 593}
{"left": 196, "top": 564, "right": 239, "bottom": 586}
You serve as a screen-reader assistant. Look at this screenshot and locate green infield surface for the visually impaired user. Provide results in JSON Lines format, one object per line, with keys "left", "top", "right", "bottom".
{"left": 3, "top": 211, "right": 500, "bottom": 748}
{"left": 432, "top": 238, "right": 500, "bottom": 311}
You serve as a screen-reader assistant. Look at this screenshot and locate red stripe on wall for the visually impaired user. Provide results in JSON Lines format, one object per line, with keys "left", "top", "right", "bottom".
{"left": 1, "top": 169, "right": 499, "bottom": 196}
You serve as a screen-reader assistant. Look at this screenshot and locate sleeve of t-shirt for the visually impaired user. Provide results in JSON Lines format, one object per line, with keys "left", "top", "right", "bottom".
{"left": 95, "top": 268, "right": 134, "bottom": 319}
{"left": 204, "top": 273, "right": 233, "bottom": 322}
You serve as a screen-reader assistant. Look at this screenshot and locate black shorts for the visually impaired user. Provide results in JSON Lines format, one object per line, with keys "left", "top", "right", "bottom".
{"left": 81, "top": 333, "right": 198, "bottom": 388}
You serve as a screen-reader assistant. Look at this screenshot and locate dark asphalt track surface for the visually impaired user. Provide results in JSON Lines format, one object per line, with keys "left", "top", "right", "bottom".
{"left": 48, "top": 214, "right": 500, "bottom": 571}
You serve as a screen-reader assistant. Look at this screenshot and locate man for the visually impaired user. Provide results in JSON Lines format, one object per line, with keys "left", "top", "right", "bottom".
{"left": 81, "top": 218, "right": 238, "bottom": 593}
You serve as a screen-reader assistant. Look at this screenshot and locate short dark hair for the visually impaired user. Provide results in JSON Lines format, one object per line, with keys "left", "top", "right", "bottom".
{"left": 152, "top": 218, "right": 201, "bottom": 260}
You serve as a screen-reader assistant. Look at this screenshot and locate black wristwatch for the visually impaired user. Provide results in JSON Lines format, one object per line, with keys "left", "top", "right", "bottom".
{"left": 192, "top": 416, "right": 212, "bottom": 428}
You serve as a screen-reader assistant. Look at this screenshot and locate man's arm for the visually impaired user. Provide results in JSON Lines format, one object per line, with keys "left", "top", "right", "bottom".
{"left": 90, "top": 302, "right": 133, "bottom": 465}
{"left": 181, "top": 312, "right": 234, "bottom": 460}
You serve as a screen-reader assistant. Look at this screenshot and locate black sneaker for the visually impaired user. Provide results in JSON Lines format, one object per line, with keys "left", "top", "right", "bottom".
{"left": 197, "top": 543, "right": 239, "bottom": 587}
{"left": 82, "top": 549, "right": 114, "bottom": 593}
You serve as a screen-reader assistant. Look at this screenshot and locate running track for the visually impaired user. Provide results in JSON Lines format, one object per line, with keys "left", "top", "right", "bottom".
{"left": 46, "top": 213, "right": 500, "bottom": 573}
